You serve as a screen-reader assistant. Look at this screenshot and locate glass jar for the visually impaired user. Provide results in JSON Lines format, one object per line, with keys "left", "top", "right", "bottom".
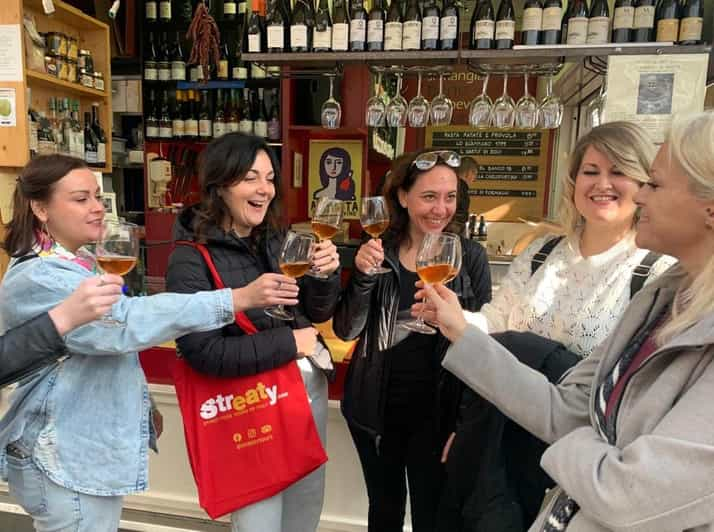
{"left": 93, "top": 71, "right": 105, "bottom": 91}
{"left": 44, "top": 55, "right": 58, "bottom": 77}
{"left": 79, "top": 67, "right": 94, "bottom": 88}
{"left": 78, "top": 49, "right": 94, "bottom": 73}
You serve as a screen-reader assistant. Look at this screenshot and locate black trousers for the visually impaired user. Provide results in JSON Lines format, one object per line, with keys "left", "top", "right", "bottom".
{"left": 349, "top": 414, "right": 444, "bottom": 532}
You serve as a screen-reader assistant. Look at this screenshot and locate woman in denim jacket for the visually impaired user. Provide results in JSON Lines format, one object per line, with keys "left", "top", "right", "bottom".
{"left": 0, "top": 155, "right": 303, "bottom": 531}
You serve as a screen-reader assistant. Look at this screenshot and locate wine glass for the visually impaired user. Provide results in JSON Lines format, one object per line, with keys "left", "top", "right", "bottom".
{"left": 365, "top": 71, "right": 387, "bottom": 127}
{"left": 359, "top": 196, "right": 391, "bottom": 274}
{"left": 443, "top": 236, "right": 462, "bottom": 284}
{"left": 386, "top": 74, "right": 408, "bottom": 128}
{"left": 265, "top": 231, "right": 316, "bottom": 321}
{"left": 515, "top": 72, "right": 539, "bottom": 129}
{"left": 468, "top": 74, "right": 493, "bottom": 128}
{"left": 491, "top": 73, "right": 515, "bottom": 129}
{"left": 321, "top": 75, "right": 342, "bottom": 129}
{"left": 538, "top": 75, "right": 564, "bottom": 129}
{"left": 586, "top": 80, "right": 607, "bottom": 129}
{"left": 407, "top": 72, "right": 430, "bottom": 128}
{"left": 430, "top": 73, "right": 454, "bottom": 127}
{"left": 308, "top": 197, "right": 343, "bottom": 279}
{"left": 399, "top": 232, "right": 460, "bottom": 335}
{"left": 95, "top": 221, "right": 139, "bottom": 326}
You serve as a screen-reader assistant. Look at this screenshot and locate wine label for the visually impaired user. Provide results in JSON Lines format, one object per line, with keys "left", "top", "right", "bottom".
{"left": 248, "top": 33, "right": 261, "bottom": 52}
{"left": 679, "top": 16, "right": 703, "bottom": 41}
{"left": 385, "top": 21, "right": 403, "bottom": 49}
{"left": 633, "top": 5, "right": 654, "bottom": 28}
{"left": 613, "top": 6, "right": 634, "bottom": 29}
{"left": 350, "top": 19, "right": 367, "bottom": 43}
{"left": 145, "top": 2, "right": 157, "bottom": 19}
{"left": 218, "top": 59, "right": 229, "bottom": 79}
{"left": 85, "top": 149, "right": 98, "bottom": 164}
{"left": 239, "top": 1, "right": 247, "bottom": 14}
{"left": 440, "top": 15, "right": 458, "bottom": 40}
{"left": 146, "top": 125, "right": 159, "bottom": 138}
{"left": 159, "top": 1, "right": 171, "bottom": 19}
{"left": 224, "top": 2, "right": 237, "bottom": 14}
{"left": 313, "top": 27, "right": 332, "bottom": 49}
{"left": 656, "top": 18, "right": 679, "bottom": 41}
{"left": 228, "top": 121, "right": 240, "bottom": 133}
{"left": 172, "top": 119, "right": 185, "bottom": 137}
{"left": 171, "top": 61, "right": 186, "bottom": 80}
{"left": 254, "top": 120, "right": 268, "bottom": 138}
{"left": 97, "top": 143, "right": 106, "bottom": 164}
{"left": 190, "top": 65, "right": 204, "bottom": 82}
{"left": 332, "top": 23, "right": 349, "bottom": 50}
{"left": 522, "top": 7, "right": 543, "bottom": 31}
{"left": 541, "top": 6, "right": 561, "bottom": 31}
{"left": 566, "top": 16, "right": 588, "bottom": 44}
{"left": 402, "top": 20, "right": 422, "bottom": 48}
{"left": 232, "top": 66, "right": 248, "bottom": 79}
{"left": 291, "top": 24, "right": 308, "bottom": 48}
{"left": 184, "top": 119, "right": 198, "bottom": 137}
{"left": 239, "top": 119, "right": 254, "bottom": 134}
{"left": 199, "top": 119, "right": 212, "bottom": 137}
{"left": 495, "top": 19, "right": 515, "bottom": 40}
{"left": 158, "top": 64, "right": 171, "bottom": 81}
{"left": 268, "top": 25, "right": 285, "bottom": 49}
{"left": 159, "top": 125, "right": 173, "bottom": 138}
{"left": 251, "top": 63, "right": 266, "bottom": 78}
{"left": 368, "top": 19, "right": 384, "bottom": 43}
{"left": 586, "top": 16, "right": 609, "bottom": 43}
{"left": 144, "top": 64, "right": 158, "bottom": 81}
{"left": 474, "top": 19, "right": 495, "bottom": 40}
{"left": 213, "top": 122, "right": 226, "bottom": 138}
{"left": 422, "top": 16, "right": 439, "bottom": 40}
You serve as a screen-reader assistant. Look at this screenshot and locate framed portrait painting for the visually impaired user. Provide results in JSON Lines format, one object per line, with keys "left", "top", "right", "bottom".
{"left": 308, "top": 139, "right": 363, "bottom": 220}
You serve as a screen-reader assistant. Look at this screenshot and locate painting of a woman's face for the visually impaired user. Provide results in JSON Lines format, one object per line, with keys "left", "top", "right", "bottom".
{"left": 324, "top": 155, "right": 345, "bottom": 178}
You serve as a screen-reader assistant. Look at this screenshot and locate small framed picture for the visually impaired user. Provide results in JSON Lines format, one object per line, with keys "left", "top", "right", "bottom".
{"left": 102, "top": 192, "right": 118, "bottom": 220}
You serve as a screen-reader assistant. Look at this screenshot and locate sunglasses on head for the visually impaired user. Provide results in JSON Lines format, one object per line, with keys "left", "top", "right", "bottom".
{"left": 411, "top": 151, "right": 462, "bottom": 171}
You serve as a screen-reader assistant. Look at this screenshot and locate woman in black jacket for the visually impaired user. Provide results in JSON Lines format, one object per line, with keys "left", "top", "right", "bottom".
{"left": 166, "top": 133, "right": 341, "bottom": 532}
{"left": 333, "top": 149, "right": 492, "bottom": 532}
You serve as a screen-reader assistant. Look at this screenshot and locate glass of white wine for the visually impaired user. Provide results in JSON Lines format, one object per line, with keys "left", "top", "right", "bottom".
{"left": 308, "top": 197, "right": 343, "bottom": 279}
{"left": 95, "top": 220, "right": 139, "bottom": 326}
{"left": 265, "top": 231, "right": 315, "bottom": 321}
{"left": 359, "top": 196, "right": 391, "bottom": 275}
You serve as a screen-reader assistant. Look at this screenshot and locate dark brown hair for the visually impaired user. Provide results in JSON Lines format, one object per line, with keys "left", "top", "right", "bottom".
{"left": 193, "top": 133, "right": 283, "bottom": 242}
{"left": 382, "top": 148, "right": 461, "bottom": 248}
{"left": 3, "top": 154, "right": 88, "bottom": 257}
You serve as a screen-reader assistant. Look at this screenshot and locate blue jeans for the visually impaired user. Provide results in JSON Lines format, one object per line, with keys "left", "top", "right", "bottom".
{"left": 6, "top": 444, "right": 123, "bottom": 532}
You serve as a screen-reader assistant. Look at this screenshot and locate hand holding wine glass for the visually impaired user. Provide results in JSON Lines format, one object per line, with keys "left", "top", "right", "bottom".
{"left": 359, "top": 196, "right": 391, "bottom": 274}
{"left": 265, "top": 231, "right": 316, "bottom": 321}
{"left": 309, "top": 197, "right": 343, "bottom": 279}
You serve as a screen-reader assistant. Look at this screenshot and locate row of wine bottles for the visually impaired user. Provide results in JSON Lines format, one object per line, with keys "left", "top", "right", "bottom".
{"left": 145, "top": 0, "right": 247, "bottom": 24}
{"left": 145, "top": 87, "right": 281, "bottom": 141}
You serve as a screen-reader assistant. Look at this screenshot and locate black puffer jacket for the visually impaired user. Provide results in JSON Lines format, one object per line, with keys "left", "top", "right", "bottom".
{"left": 166, "top": 206, "right": 340, "bottom": 377}
{"left": 333, "top": 236, "right": 492, "bottom": 445}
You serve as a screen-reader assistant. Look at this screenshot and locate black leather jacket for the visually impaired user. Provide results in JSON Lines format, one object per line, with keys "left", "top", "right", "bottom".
{"left": 333, "top": 236, "right": 492, "bottom": 446}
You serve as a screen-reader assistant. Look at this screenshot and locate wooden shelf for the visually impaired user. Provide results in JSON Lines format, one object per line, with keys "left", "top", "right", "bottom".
{"left": 26, "top": 70, "right": 109, "bottom": 99}
{"left": 23, "top": 0, "right": 108, "bottom": 30}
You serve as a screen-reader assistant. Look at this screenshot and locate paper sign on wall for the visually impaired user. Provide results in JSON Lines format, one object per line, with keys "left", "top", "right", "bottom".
{"left": 0, "top": 25, "right": 23, "bottom": 82}
{"left": 0, "top": 88, "right": 16, "bottom": 127}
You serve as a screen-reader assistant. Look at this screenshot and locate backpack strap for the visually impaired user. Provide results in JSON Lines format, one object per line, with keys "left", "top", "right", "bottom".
{"left": 10, "top": 253, "right": 38, "bottom": 268}
{"left": 629, "top": 251, "right": 662, "bottom": 299}
{"left": 175, "top": 240, "right": 258, "bottom": 335}
{"left": 530, "top": 236, "right": 564, "bottom": 276}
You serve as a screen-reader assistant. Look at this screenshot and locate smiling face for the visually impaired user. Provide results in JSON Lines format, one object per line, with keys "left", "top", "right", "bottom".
{"left": 398, "top": 165, "right": 458, "bottom": 240}
{"left": 324, "top": 155, "right": 344, "bottom": 179}
{"left": 573, "top": 146, "right": 641, "bottom": 233}
{"left": 30, "top": 168, "right": 105, "bottom": 253}
{"left": 221, "top": 149, "right": 276, "bottom": 237}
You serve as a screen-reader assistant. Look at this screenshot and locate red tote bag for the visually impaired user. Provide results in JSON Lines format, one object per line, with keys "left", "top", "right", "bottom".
{"left": 172, "top": 242, "right": 328, "bottom": 519}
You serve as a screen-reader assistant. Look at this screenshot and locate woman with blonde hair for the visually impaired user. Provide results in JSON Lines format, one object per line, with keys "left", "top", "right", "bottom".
{"left": 424, "top": 111, "right": 714, "bottom": 531}
{"left": 434, "top": 121, "right": 675, "bottom": 532}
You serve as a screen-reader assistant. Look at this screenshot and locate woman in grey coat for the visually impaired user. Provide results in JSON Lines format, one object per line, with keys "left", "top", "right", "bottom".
{"left": 414, "top": 112, "right": 714, "bottom": 532}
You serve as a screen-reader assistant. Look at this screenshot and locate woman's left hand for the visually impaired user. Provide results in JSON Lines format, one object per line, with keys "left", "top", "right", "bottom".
{"left": 311, "top": 240, "right": 341, "bottom": 276}
{"left": 411, "top": 283, "right": 467, "bottom": 342}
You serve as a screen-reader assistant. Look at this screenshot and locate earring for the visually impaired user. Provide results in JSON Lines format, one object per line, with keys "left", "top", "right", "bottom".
{"left": 37, "top": 222, "right": 54, "bottom": 250}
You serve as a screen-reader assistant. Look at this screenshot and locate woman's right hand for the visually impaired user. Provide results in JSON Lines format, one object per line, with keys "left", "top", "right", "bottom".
{"left": 231, "top": 273, "right": 299, "bottom": 313}
{"left": 48, "top": 274, "right": 124, "bottom": 335}
{"left": 354, "top": 239, "right": 385, "bottom": 275}
{"left": 293, "top": 327, "right": 318, "bottom": 358}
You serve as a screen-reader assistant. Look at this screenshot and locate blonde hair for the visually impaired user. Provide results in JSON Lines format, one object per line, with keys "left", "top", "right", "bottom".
{"left": 557, "top": 121, "right": 656, "bottom": 237}
{"left": 658, "top": 112, "right": 714, "bottom": 344}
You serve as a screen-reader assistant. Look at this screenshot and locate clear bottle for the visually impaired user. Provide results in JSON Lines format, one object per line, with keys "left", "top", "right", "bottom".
{"left": 48, "top": 97, "right": 64, "bottom": 155}
{"left": 60, "top": 98, "right": 74, "bottom": 156}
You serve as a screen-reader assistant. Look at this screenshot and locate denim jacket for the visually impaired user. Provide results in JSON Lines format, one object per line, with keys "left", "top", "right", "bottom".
{"left": 0, "top": 256, "right": 235, "bottom": 496}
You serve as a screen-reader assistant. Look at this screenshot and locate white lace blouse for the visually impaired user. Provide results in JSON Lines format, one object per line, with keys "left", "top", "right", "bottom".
{"left": 466, "top": 233, "right": 676, "bottom": 358}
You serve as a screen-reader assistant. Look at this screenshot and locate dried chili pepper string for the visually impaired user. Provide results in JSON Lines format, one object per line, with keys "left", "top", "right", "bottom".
{"left": 186, "top": 1, "right": 221, "bottom": 83}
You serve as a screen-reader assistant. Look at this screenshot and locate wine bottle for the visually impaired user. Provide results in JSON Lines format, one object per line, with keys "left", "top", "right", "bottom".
{"left": 565, "top": 0, "right": 589, "bottom": 44}
{"left": 632, "top": 0, "right": 656, "bottom": 41}
{"left": 678, "top": 0, "right": 703, "bottom": 44}
{"left": 247, "top": 0, "right": 265, "bottom": 52}
{"left": 172, "top": 90, "right": 185, "bottom": 139}
{"left": 655, "top": 0, "right": 679, "bottom": 41}
{"left": 199, "top": 90, "right": 213, "bottom": 141}
{"left": 146, "top": 90, "right": 159, "bottom": 141}
{"left": 184, "top": 90, "right": 199, "bottom": 140}
{"left": 421, "top": 0, "right": 439, "bottom": 49}
{"left": 232, "top": 30, "right": 249, "bottom": 79}
{"left": 385, "top": 0, "right": 403, "bottom": 50}
{"left": 440, "top": 0, "right": 459, "bottom": 49}
{"left": 91, "top": 103, "right": 107, "bottom": 166}
{"left": 291, "top": 0, "right": 314, "bottom": 51}
{"left": 227, "top": 89, "right": 240, "bottom": 132}
{"left": 84, "top": 112, "right": 99, "bottom": 167}
{"left": 587, "top": 0, "right": 610, "bottom": 44}
{"left": 218, "top": 36, "right": 230, "bottom": 79}
{"left": 145, "top": 0, "right": 157, "bottom": 23}
{"left": 368, "top": 0, "right": 386, "bottom": 51}
{"left": 314, "top": 0, "right": 333, "bottom": 51}
{"left": 171, "top": 32, "right": 186, "bottom": 81}
{"left": 612, "top": 0, "right": 634, "bottom": 42}
{"left": 470, "top": 0, "right": 495, "bottom": 49}
{"left": 159, "top": 90, "right": 173, "bottom": 140}
{"left": 495, "top": 0, "right": 515, "bottom": 48}
{"left": 267, "top": 89, "right": 281, "bottom": 140}
{"left": 213, "top": 89, "right": 227, "bottom": 138}
{"left": 521, "top": 0, "right": 542, "bottom": 45}
{"left": 402, "top": 0, "right": 422, "bottom": 50}
{"left": 144, "top": 32, "right": 158, "bottom": 82}
{"left": 350, "top": 0, "right": 368, "bottom": 50}
{"left": 159, "top": 0, "right": 171, "bottom": 22}
{"left": 254, "top": 88, "right": 269, "bottom": 138}
{"left": 239, "top": 90, "right": 254, "bottom": 133}
{"left": 332, "top": 0, "right": 350, "bottom": 51}
{"left": 541, "top": 0, "right": 562, "bottom": 44}
{"left": 224, "top": 0, "right": 238, "bottom": 20}
{"left": 158, "top": 32, "right": 171, "bottom": 82}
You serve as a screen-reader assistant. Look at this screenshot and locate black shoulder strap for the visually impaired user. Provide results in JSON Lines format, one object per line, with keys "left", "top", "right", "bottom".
{"left": 10, "top": 253, "right": 38, "bottom": 268}
{"left": 630, "top": 251, "right": 662, "bottom": 299}
{"left": 531, "top": 236, "right": 564, "bottom": 276}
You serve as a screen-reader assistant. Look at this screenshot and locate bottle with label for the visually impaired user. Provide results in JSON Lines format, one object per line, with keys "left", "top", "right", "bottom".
{"left": 385, "top": 0, "right": 403, "bottom": 50}
{"left": 368, "top": 0, "right": 386, "bottom": 51}
{"left": 421, "top": 0, "right": 439, "bottom": 49}
{"left": 70, "top": 101, "right": 84, "bottom": 159}
{"left": 254, "top": 88, "right": 269, "bottom": 138}
{"left": 678, "top": 0, "right": 703, "bottom": 44}
{"left": 158, "top": 32, "right": 172, "bottom": 82}
{"left": 159, "top": 0, "right": 171, "bottom": 22}
{"left": 84, "top": 112, "right": 99, "bottom": 166}
{"left": 632, "top": 0, "right": 656, "bottom": 41}
{"left": 565, "top": 0, "right": 589, "bottom": 44}
{"left": 331, "top": 0, "right": 350, "bottom": 50}
{"left": 541, "top": 0, "right": 562, "bottom": 43}
{"left": 231, "top": 32, "right": 248, "bottom": 80}
{"left": 471, "top": 0, "right": 495, "bottom": 48}
{"left": 28, "top": 102, "right": 39, "bottom": 159}
{"left": 184, "top": 90, "right": 199, "bottom": 140}
{"left": 60, "top": 99, "right": 74, "bottom": 156}
{"left": 91, "top": 103, "right": 107, "bottom": 167}
{"left": 267, "top": 89, "right": 281, "bottom": 140}
{"left": 440, "top": 0, "right": 459, "bottom": 49}
{"left": 48, "top": 98, "right": 63, "bottom": 155}
{"left": 144, "top": 32, "right": 158, "bottom": 82}
{"left": 239, "top": 90, "right": 254, "bottom": 133}
{"left": 267, "top": 0, "right": 286, "bottom": 52}
{"left": 159, "top": 91, "right": 173, "bottom": 140}
{"left": 521, "top": 0, "right": 543, "bottom": 45}
{"left": 224, "top": 0, "right": 238, "bottom": 20}
{"left": 171, "top": 32, "right": 187, "bottom": 80}
{"left": 495, "top": 0, "right": 515, "bottom": 48}
{"left": 655, "top": 0, "right": 679, "bottom": 41}
{"left": 314, "top": 0, "right": 332, "bottom": 50}
{"left": 227, "top": 90, "right": 240, "bottom": 133}
{"left": 587, "top": 0, "right": 610, "bottom": 43}
{"left": 199, "top": 90, "right": 213, "bottom": 141}
{"left": 477, "top": 215, "right": 488, "bottom": 246}
{"left": 213, "top": 89, "right": 227, "bottom": 138}
{"left": 173, "top": 90, "right": 185, "bottom": 139}
{"left": 247, "top": 0, "right": 265, "bottom": 52}
{"left": 146, "top": 0, "right": 158, "bottom": 23}
{"left": 146, "top": 90, "right": 160, "bottom": 140}
{"left": 402, "top": 0, "right": 422, "bottom": 50}
{"left": 291, "top": 0, "right": 314, "bottom": 51}
{"left": 218, "top": 37, "right": 230, "bottom": 80}
{"left": 611, "top": 0, "right": 634, "bottom": 41}
{"left": 350, "top": 0, "right": 368, "bottom": 50}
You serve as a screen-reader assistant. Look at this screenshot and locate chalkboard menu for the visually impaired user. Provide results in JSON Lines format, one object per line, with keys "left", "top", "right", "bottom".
{"left": 425, "top": 128, "right": 551, "bottom": 221}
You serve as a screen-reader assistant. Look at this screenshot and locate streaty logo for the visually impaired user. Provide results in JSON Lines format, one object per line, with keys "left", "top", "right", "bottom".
{"left": 199, "top": 382, "right": 279, "bottom": 420}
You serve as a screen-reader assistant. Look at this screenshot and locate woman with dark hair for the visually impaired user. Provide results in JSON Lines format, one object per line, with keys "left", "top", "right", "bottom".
{"left": 0, "top": 154, "right": 269, "bottom": 531}
{"left": 166, "top": 132, "right": 341, "bottom": 532}
{"left": 313, "top": 146, "right": 356, "bottom": 201}
{"left": 332, "top": 148, "right": 492, "bottom": 532}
